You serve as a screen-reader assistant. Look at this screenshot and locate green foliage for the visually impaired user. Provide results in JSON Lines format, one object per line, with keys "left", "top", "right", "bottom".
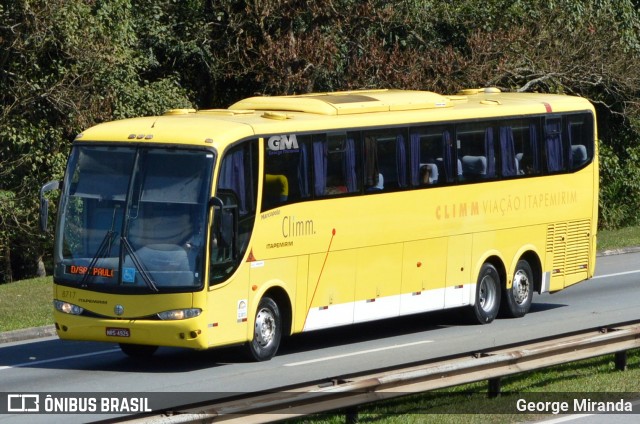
{"left": 599, "top": 143, "right": 640, "bottom": 229}
{"left": 0, "top": 277, "right": 53, "bottom": 330}
{"left": 1, "top": 0, "right": 640, "bottom": 281}
{"left": 0, "top": 0, "right": 197, "bottom": 282}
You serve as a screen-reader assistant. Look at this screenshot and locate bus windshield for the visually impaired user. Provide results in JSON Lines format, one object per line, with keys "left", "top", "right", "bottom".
{"left": 54, "top": 145, "right": 214, "bottom": 293}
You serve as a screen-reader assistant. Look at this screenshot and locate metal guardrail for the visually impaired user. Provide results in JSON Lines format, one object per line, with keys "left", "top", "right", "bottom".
{"left": 121, "top": 322, "right": 640, "bottom": 424}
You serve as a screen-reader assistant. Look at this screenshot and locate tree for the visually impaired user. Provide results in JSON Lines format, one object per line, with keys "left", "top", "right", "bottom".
{"left": 2, "top": 0, "right": 640, "bottom": 281}
{"left": 0, "top": 0, "right": 198, "bottom": 282}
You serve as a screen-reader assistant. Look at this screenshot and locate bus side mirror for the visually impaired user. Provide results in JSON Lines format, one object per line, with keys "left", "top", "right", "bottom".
{"left": 39, "top": 180, "right": 60, "bottom": 232}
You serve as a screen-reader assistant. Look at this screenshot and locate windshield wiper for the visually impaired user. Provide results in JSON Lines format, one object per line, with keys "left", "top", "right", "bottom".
{"left": 81, "top": 229, "right": 116, "bottom": 287}
{"left": 121, "top": 236, "right": 159, "bottom": 293}
{"left": 81, "top": 205, "right": 120, "bottom": 287}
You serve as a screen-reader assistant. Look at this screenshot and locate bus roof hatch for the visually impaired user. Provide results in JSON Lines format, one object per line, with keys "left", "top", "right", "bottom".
{"left": 229, "top": 89, "right": 452, "bottom": 116}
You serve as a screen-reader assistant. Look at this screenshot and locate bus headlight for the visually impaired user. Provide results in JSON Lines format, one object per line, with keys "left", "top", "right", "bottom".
{"left": 157, "top": 308, "right": 202, "bottom": 321}
{"left": 54, "top": 300, "right": 84, "bottom": 315}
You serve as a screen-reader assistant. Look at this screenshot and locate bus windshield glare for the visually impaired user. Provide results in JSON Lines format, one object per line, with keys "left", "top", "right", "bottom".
{"left": 54, "top": 145, "right": 214, "bottom": 293}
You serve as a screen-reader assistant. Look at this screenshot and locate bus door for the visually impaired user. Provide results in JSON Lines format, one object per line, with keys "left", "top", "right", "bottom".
{"left": 207, "top": 140, "right": 258, "bottom": 346}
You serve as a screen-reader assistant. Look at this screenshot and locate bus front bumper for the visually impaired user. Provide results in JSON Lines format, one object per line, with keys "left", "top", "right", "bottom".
{"left": 54, "top": 311, "right": 209, "bottom": 350}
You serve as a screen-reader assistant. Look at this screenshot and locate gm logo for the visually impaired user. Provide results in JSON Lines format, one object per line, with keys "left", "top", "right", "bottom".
{"left": 267, "top": 134, "right": 299, "bottom": 151}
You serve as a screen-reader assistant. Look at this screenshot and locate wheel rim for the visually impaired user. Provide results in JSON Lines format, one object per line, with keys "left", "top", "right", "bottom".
{"left": 479, "top": 274, "right": 498, "bottom": 312}
{"left": 512, "top": 269, "right": 530, "bottom": 305}
{"left": 254, "top": 307, "right": 276, "bottom": 348}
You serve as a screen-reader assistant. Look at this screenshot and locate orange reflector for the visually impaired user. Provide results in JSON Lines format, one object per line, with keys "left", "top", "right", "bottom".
{"left": 246, "top": 249, "right": 256, "bottom": 262}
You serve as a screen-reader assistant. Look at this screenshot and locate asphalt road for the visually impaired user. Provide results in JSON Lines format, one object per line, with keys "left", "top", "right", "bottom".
{"left": 1, "top": 251, "right": 640, "bottom": 423}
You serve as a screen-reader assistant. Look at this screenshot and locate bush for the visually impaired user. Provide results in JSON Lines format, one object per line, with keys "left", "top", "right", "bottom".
{"left": 599, "top": 143, "right": 640, "bottom": 229}
{"left": 2, "top": 0, "right": 640, "bottom": 281}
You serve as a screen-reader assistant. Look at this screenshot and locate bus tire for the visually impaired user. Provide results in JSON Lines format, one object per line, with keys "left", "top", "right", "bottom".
{"left": 119, "top": 343, "right": 158, "bottom": 358}
{"left": 501, "top": 260, "right": 534, "bottom": 318}
{"left": 246, "top": 296, "right": 282, "bottom": 361}
{"left": 470, "top": 263, "right": 501, "bottom": 324}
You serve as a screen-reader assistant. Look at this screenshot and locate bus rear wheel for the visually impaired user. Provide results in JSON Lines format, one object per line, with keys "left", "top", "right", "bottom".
{"left": 501, "top": 260, "right": 534, "bottom": 318}
{"left": 469, "top": 263, "right": 501, "bottom": 324}
{"left": 119, "top": 343, "right": 158, "bottom": 358}
{"left": 246, "top": 296, "right": 282, "bottom": 361}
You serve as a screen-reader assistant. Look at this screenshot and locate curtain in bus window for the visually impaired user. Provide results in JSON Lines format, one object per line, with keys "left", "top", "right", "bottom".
{"left": 313, "top": 139, "right": 327, "bottom": 196}
{"left": 409, "top": 132, "right": 421, "bottom": 186}
{"left": 344, "top": 137, "right": 358, "bottom": 192}
{"left": 499, "top": 126, "right": 517, "bottom": 177}
{"left": 297, "top": 141, "right": 310, "bottom": 198}
{"left": 364, "top": 136, "right": 379, "bottom": 188}
{"left": 396, "top": 134, "right": 408, "bottom": 188}
{"left": 442, "top": 130, "right": 453, "bottom": 182}
{"left": 484, "top": 127, "right": 496, "bottom": 178}
{"left": 545, "top": 120, "right": 564, "bottom": 172}
{"left": 567, "top": 123, "right": 575, "bottom": 168}
{"left": 219, "top": 149, "right": 247, "bottom": 214}
{"left": 529, "top": 124, "right": 540, "bottom": 172}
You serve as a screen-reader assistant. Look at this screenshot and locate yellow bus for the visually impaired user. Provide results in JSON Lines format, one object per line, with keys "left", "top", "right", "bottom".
{"left": 40, "top": 88, "right": 598, "bottom": 360}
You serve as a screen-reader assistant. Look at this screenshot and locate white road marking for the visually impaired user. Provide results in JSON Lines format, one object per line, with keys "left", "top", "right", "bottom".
{"left": 284, "top": 340, "right": 433, "bottom": 367}
{"left": 592, "top": 270, "right": 640, "bottom": 279}
{"left": 0, "top": 348, "right": 121, "bottom": 370}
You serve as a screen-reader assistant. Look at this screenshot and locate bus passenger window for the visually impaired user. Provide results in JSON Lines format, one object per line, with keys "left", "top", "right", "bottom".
{"left": 314, "top": 133, "right": 360, "bottom": 197}
{"left": 262, "top": 135, "right": 310, "bottom": 210}
{"left": 410, "top": 125, "right": 453, "bottom": 185}
{"left": 457, "top": 122, "right": 496, "bottom": 180}
{"left": 362, "top": 129, "right": 409, "bottom": 191}
{"left": 567, "top": 115, "right": 594, "bottom": 170}
{"left": 510, "top": 120, "right": 541, "bottom": 176}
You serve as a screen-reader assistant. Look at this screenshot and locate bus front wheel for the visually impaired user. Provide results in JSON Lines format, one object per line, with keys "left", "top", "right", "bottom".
{"left": 246, "top": 296, "right": 282, "bottom": 361}
{"left": 501, "top": 260, "right": 534, "bottom": 318}
{"left": 470, "top": 263, "right": 501, "bottom": 324}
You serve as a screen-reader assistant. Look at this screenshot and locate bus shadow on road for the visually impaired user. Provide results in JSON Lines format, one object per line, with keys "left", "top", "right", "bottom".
{"left": 278, "top": 301, "right": 567, "bottom": 356}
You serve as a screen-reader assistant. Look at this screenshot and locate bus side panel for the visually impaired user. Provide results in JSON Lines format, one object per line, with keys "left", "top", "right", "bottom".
{"left": 206, "top": 266, "right": 251, "bottom": 347}
{"left": 292, "top": 255, "right": 309, "bottom": 334}
{"left": 546, "top": 220, "right": 592, "bottom": 291}
{"left": 303, "top": 250, "right": 356, "bottom": 331}
{"left": 445, "top": 234, "right": 473, "bottom": 307}
{"left": 471, "top": 226, "right": 546, "bottom": 289}
{"left": 353, "top": 244, "right": 403, "bottom": 323}
{"left": 400, "top": 238, "right": 447, "bottom": 315}
{"left": 248, "top": 256, "right": 299, "bottom": 336}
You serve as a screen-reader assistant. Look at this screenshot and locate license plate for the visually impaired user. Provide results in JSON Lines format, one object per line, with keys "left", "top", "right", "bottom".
{"left": 106, "top": 327, "right": 130, "bottom": 337}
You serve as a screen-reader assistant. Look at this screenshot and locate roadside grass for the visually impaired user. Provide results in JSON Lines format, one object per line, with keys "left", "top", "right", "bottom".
{"left": 291, "top": 350, "right": 640, "bottom": 424}
{"left": 598, "top": 225, "right": 640, "bottom": 252}
{"left": 0, "top": 276, "right": 53, "bottom": 332}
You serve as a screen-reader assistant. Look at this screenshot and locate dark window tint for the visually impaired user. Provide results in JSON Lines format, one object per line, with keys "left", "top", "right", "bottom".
{"left": 362, "top": 128, "right": 409, "bottom": 192}
{"left": 262, "top": 134, "right": 311, "bottom": 211}
{"left": 457, "top": 122, "right": 496, "bottom": 181}
{"left": 314, "top": 132, "right": 361, "bottom": 197}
